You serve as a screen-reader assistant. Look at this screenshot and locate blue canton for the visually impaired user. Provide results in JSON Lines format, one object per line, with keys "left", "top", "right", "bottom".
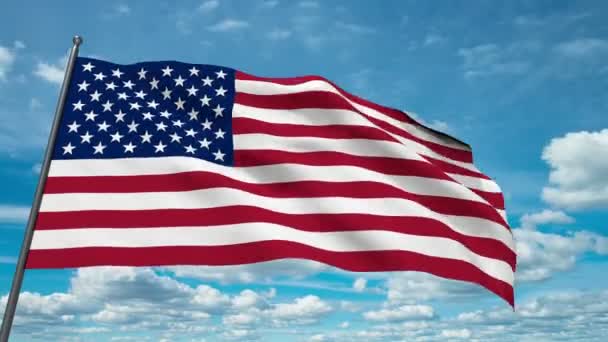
{"left": 53, "top": 57, "right": 235, "bottom": 166}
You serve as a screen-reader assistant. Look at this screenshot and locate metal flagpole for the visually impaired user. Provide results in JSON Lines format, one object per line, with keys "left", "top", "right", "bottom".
{"left": 0, "top": 36, "right": 83, "bottom": 342}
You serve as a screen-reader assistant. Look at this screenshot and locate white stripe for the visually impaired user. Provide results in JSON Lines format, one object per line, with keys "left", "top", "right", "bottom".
{"left": 235, "top": 79, "right": 471, "bottom": 152}
{"left": 39, "top": 185, "right": 514, "bottom": 251}
{"left": 235, "top": 133, "right": 428, "bottom": 162}
{"left": 449, "top": 174, "right": 501, "bottom": 194}
{"left": 48, "top": 158, "right": 494, "bottom": 204}
{"left": 233, "top": 106, "right": 479, "bottom": 173}
{"left": 30, "top": 225, "right": 513, "bottom": 285}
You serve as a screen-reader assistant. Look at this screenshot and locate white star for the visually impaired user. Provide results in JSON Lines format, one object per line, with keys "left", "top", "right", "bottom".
{"left": 149, "top": 77, "right": 159, "bottom": 89}
{"left": 97, "top": 121, "right": 111, "bottom": 132}
{"left": 123, "top": 142, "right": 137, "bottom": 153}
{"left": 90, "top": 90, "right": 102, "bottom": 102}
{"left": 213, "top": 149, "right": 226, "bottom": 161}
{"left": 140, "top": 131, "right": 153, "bottom": 143}
{"left": 215, "top": 70, "right": 227, "bottom": 79}
{"left": 214, "top": 128, "right": 226, "bottom": 139}
{"left": 114, "top": 110, "right": 126, "bottom": 122}
{"left": 123, "top": 80, "right": 135, "bottom": 89}
{"left": 77, "top": 80, "right": 90, "bottom": 92}
{"left": 105, "top": 82, "right": 117, "bottom": 91}
{"left": 215, "top": 86, "right": 227, "bottom": 97}
{"left": 110, "top": 131, "right": 124, "bottom": 142}
{"left": 159, "top": 110, "right": 172, "bottom": 119}
{"left": 201, "top": 76, "right": 213, "bottom": 86}
{"left": 174, "top": 75, "right": 186, "bottom": 87}
{"left": 72, "top": 100, "right": 85, "bottom": 111}
{"left": 67, "top": 121, "right": 80, "bottom": 133}
{"left": 198, "top": 138, "right": 212, "bottom": 149}
{"left": 84, "top": 110, "right": 98, "bottom": 121}
{"left": 186, "top": 85, "right": 199, "bottom": 97}
{"left": 184, "top": 144, "right": 197, "bottom": 154}
{"left": 142, "top": 112, "right": 155, "bottom": 121}
{"left": 129, "top": 102, "right": 142, "bottom": 111}
{"left": 111, "top": 68, "right": 124, "bottom": 78}
{"left": 94, "top": 72, "right": 107, "bottom": 81}
{"left": 201, "top": 118, "right": 212, "bottom": 130}
{"left": 62, "top": 142, "right": 76, "bottom": 155}
{"left": 161, "top": 65, "right": 174, "bottom": 77}
{"left": 147, "top": 100, "right": 159, "bottom": 109}
{"left": 200, "top": 94, "right": 211, "bottom": 107}
{"left": 127, "top": 120, "right": 139, "bottom": 133}
{"left": 117, "top": 92, "right": 130, "bottom": 100}
{"left": 134, "top": 90, "right": 147, "bottom": 99}
{"left": 93, "top": 142, "right": 107, "bottom": 155}
{"left": 187, "top": 108, "right": 199, "bottom": 120}
{"left": 82, "top": 62, "right": 95, "bottom": 72}
{"left": 101, "top": 100, "right": 114, "bottom": 112}
{"left": 174, "top": 97, "right": 185, "bottom": 110}
{"left": 137, "top": 68, "right": 148, "bottom": 80}
{"left": 189, "top": 66, "right": 200, "bottom": 76}
{"left": 169, "top": 132, "right": 182, "bottom": 143}
{"left": 212, "top": 105, "right": 224, "bottom": 117}
{"left": 161, "top": 87, "right": 172, "bottom": 100}
{"left": 80, "top": 131, "right": 93, "bottom": 143}
{"left": 172, "top": 119, "right": 185, "bottom": 128}
{"left": 154, "top": 141, "right": 167, "bottom": 153}
{"left": 185, "top": 128, "right": 197, "bottom": 137}
{"left": 155, "top": 122, "right": 168, "bottom": 131}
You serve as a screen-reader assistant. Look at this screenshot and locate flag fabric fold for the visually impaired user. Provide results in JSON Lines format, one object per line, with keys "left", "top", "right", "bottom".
{"left": 26, "top": 57, "right": 515, "bottom": 306}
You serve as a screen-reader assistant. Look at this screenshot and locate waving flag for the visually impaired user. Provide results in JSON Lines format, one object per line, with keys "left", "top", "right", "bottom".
{"left": 26, "top": 57, "right": 515, "bottom": 305}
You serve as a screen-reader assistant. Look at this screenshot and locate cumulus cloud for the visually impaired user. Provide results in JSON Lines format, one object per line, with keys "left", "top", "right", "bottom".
{"left": 33, "top": 54, "right": 68, "bottom": 85}
{"left": 352, "top": 278, "right": 367, "bottom": 292}
{"left": 519, "top": 209, "right": 574, "bottom": 230}
{"left": 198, "top": 0, "right": 219, "bottom": 12}
{"left": 267, "top": 295, "right": 332, "bottom": 324}
{"left": 363, "top": 305, "right": 434, "bottom": 322}
{"left": 541, "top": 129, "right": 608, "bottom": 210}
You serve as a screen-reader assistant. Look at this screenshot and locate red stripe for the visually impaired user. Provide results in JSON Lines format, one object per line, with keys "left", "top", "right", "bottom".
{"left": 236, "top": 71, "right": 418, "bottom": 126}
{"left": 35, "top": 208, "right": 515, "bottom": 270}
{"left": 234, "top": 150, "right": 502, "bottom": 209}
{"left": 233, "top": 117, "right": 396, "bottom": 141}
{"left": 234, "top": 92, "right": 473, "bottom": 163}
{"left": 471, "top": 189, "right": 505, "bottom": 211}
{"left": 25, "top": 244, "right": 514, "bottom": 306}
{"left": 423, "top": 156, "right": 490, "bottom": 180}
{"left": 43, "top": 172, "right": 507, "bottom": 227}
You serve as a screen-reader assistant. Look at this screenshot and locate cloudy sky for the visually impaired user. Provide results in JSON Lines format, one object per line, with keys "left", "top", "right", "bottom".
{"left": 1, "top": 0, "right": 608, "bottom": 341}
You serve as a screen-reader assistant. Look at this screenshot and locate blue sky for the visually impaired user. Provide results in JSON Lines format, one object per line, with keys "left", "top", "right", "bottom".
{"left": 1, "top": 0, "right": 608, "bottom": 341}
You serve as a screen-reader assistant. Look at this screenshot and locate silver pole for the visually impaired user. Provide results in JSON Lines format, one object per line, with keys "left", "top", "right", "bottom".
{"left": 0, "top": 36, "right": 83, "bottom": 342}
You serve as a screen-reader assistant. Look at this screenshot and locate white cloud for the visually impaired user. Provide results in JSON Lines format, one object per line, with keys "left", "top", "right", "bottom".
{"left": 541, "top": 129, "right": 608, "bottom": 210}
{"left": 260, "top": 0, "right": 279, "bottom": 8}
{"left": 267, "top": 295, "right": 332, "bottom": 323}
{"left": 0, "top": 204, "right": 30, "bottom": 223}
{"left": 0, "top": 44, "right": 17, "bottom": 80}
{"left": 555, "top": 38, "right": 608, "bottom": 59}
{"left": 115, "top": 4, "right": 131, "bottom": 15}
{"left": 339, "top": 321, "right": 349, "bottom": 328}
{"left": 14, "top": 41, "right": 26, "bottom": 49}
{"left": 208, "top": 19, "right": 249, "bottom": 32}
{"left": 520, "top": 209, "right": 574, "bottom": 230}
{"left": 267, "top": 29, "right": 292, "bottom": 41}
{"left": 363, "top": 304, "right": 434, "bottom": 322}
{"left": 198, "top": 0, "right": 219, "bottom": 12}
{"left": 514, "top": 228, "right": 608, "bottom": 281}
{"left": 335, "top": 22, "right": 375, "bottom": 34}
{"left": 166, "top": 259, "right": 327, "bottom": 283}
{"left": 352, "top": 278, "right": 367, "bottom": 292}
{"left": 407, "top": 111, "right": 451, "bottom": 133}
{"left": 33, "top": 54, "right": 68, "bottom": 85}
{"left": 440, "top": 329, "right": 471, "bottom": 339}
{"left": 458, "top": 43, "right": 530, "bottom": 79}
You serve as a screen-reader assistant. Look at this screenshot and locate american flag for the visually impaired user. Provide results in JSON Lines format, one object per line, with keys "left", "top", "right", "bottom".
{"left": 27, "top": 57, "right": 515, "bottom": 306}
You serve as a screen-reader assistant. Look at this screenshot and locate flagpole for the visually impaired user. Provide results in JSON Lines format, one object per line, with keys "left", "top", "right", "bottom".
{"left": 0, "top": 36, "right": 83, "bottom": 342}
